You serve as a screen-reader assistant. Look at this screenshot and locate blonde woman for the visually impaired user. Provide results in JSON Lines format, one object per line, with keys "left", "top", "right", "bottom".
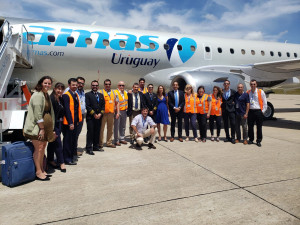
{"left": 183, "top": 84, "right": 198, "bottom": 142}
{"left": 24, "top": 76, "right": 56, "bottom": 181}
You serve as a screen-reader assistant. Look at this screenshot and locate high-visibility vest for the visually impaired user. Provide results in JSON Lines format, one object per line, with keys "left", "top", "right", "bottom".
{"left": 210, "top": 94, "right": 222, "bottom": 116}
{"left": 139, "top": 87, "right": 148, "bottom": 94}
{"left": 184, "top": 93, "right": 197, "bottom": 113}
{"left": 114, "top": 89, "right": 128, "bottom": 111}
{"left": 63, "top": 91, "right": 82, "bottom": 125}
{"left": 247, "top": 89, "right": 263, "bottom": 111}
{"left": 196, "top": 94, "right": 209, "bottom": 114}
{"left": 100, "top": 89, "right": 115, "bottom": 113}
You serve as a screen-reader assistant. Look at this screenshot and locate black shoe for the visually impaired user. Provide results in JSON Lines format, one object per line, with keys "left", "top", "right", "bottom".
{"left": 86, "top": 151, "right": 95, "bottom": 155}
{"left": 99, "top": 148, "right": 104, "bottom": 152}
{"left": 148, "top": 143, "right": 156, "bottom": 149}
{"left": 248, "top": 140, "right": 254, "bottom": 145}
{"left": 224, "top": 138, "right": 230, "bottom": 142}
{"left": 65, "top": 161, "right": 77, "bottom": 165}
{"left": 46, "top": 174, "right": 52, "bottom": 177}
{"left": 59, "top": 168, "right": 66, "bottom": 173}
{"left": 36, "top": 176, "right": 50, "bottom": 181}
{"left": 231, "top": 139, "right": 235, "bottom": 144}
{"left": 135, "top": 143, "right": 142, "bottom": 150}
{"left": 257, "top": 142, "right": 262, "bottom": 147}
{"left": 130, "top": 139, "right": 134, "bottom": 145}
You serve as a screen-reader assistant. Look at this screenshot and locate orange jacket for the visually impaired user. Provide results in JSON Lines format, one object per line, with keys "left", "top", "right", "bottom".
{"left": 184, "top": 93, "right": 197, "bottom": 113}
{"left": 63, "top": 91, "right": 82, "bottom": 125}
{"left": 100, "top": 89, "right": 115, "bottom": 113}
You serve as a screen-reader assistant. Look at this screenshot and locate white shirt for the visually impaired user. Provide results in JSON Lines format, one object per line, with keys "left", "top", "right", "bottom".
{"left": 249, "top": 88, "right": 267, "bottom": 113}
{"left": 132, "top": 92, "right": 141, "bottom": 111}
{"left": 131, "top": 114, "right": 156, "bottom": 134}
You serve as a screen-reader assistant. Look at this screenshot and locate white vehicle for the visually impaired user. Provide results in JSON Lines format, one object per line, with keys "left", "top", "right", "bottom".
{"left": 0, "top": 16, "right": 300, "bottom": 138}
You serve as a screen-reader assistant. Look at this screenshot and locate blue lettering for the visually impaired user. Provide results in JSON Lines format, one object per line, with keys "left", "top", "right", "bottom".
{"left": 74, "top": 30, "right": 91, "bottom": 48}
{"left": 55, "top": 28, "right": 73, "bottom": 47}
{"left": 110, "top": 33, "right": 137, "bottom": 51}
{"left": 93, "top": 31, "right": 110, "bottom": 49}
{"left": 137, "top": 36, "right": 159, "bottom": 52}
{"left": 25, "top": 26, "right": 55, "bottom": 45}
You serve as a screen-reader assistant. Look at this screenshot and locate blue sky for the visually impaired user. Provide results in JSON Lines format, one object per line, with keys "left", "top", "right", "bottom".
{"left": 1, "top": 0, "right": 300, "bottom": 44}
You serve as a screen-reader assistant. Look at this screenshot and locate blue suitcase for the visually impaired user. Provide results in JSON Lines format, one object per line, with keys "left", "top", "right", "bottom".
{"left": 1, "top": 141, "right": 36, "bottom": 187}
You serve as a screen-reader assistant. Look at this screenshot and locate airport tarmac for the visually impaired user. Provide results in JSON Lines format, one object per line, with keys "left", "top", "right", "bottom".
{"left": 0, "top": 94, "right": 299, "bottom": 225}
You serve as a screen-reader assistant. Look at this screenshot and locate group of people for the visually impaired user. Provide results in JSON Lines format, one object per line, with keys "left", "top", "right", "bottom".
{"left": 23, "top": 76, "right": 267, "bottom": 181}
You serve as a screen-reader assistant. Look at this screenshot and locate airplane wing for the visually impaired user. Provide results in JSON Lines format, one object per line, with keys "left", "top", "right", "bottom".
{"left": 252, "top": 58, "right": 300, "bottom": 73}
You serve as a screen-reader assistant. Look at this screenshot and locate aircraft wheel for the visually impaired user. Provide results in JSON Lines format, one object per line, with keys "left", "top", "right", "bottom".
{"left": 263, "top": 101, "right": 274, "bottom": 120}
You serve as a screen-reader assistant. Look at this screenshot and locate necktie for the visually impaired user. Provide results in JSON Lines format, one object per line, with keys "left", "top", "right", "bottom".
{"left": 95, "top": 93, "right": 99, "bottom": 103}
{"left": 150, "top": 93, "right": 152, "bottom": 101}
{"left": 175, "top": 91, "right": 178, "bottom": 108}
{"left": 135, "top": 93, "right": 138, "bottom": 109}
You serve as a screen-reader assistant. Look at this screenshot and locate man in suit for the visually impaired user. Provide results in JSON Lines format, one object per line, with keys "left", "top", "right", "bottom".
{"left": 62, "top": 78, "right": 82, "bottom": 165}
{"left": 127, "top": 83, "right": 145, "bottom": 144}
{"left": 168, "top": 81, "right": 185, "bottom": 142}
{"left": 221, "top": 80, "right": 236, "bottom": 144}
{"left": 85, "top": 80, "right": 105, "bottom": 154}
{"left": 143, "top": 84, "right": 158, "bottom": 122}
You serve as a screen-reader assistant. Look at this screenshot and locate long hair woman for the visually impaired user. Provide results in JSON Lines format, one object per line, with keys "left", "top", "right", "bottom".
{"left": 156, "top": 85, "right": 170, "bottom": 141}
{"left": 47, "top": 82, "right": 66, "bottom": 172}
{"left": 209, "top": 86, "right": 223, "bottom": 142}
{"left": 23, "top": 76, "right": 56, "bottom": 181}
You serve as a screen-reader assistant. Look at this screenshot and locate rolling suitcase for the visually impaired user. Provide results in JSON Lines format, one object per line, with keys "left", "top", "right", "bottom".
{"left": 0, "top": 142, "right": 11, "bottom": 182}
{"left": 1, "top": 141, "right": 36, "bottom": 187}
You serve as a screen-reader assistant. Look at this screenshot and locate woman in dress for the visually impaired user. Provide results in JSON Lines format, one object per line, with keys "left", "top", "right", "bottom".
{"left": 209, "top": 86, "right": 223, "bottom": 142}
{"left": 183, "top": 84, "right": 198, "bottom": 142}
{"left": 156, "top": 85, "right": 170, "bottom": 141}
{"left": 196, "top": 86, "right": 212, "bottom": 142}
{"left": 23, "top": 76, "right": 56, "bottom": 181}
{"left": 47, "top": 82, "right": 66, "bottom": 172}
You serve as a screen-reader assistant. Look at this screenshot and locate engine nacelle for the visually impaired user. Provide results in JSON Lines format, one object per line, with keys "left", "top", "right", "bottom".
{"left": 170, "top": 71, "right": 246, "bottom": 94}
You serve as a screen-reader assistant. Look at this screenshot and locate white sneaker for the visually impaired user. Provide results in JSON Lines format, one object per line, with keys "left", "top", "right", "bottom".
{"left": 195, "top": 138, "right": 199, "bottom": 143}
{"left": 185, "top": 137, "right": 189, "bottom": 141}
{"left": 211, "top": 136, "right": 214, "bottom": 141}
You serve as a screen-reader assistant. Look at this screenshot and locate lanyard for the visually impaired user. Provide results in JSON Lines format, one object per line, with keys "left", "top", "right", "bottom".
{"left": 142, "top": 116, "right": 147, "bottom": 128}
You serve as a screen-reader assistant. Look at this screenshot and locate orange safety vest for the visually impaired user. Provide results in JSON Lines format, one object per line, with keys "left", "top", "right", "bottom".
{"left": 63, "top": 91, "right": 82, "bottom": 125}
{"left": 196, "top": 94, "right": 209, "bottom": 114}
{"left": 210, "top": 94, "right": 222, "bottom": 116}
{"left": 184, "top": 93, "right": 197, "bottom": 113}
{"left": 100, "top": 89, "right": 115, "bottom": 113}
{"left": 114, "top": 89, "right": 128, "bottom": 111}
{"left": 247, "top": 89, "right": 263, "bottom": 111}
{"left": 139, "top": 87, "right": 148, "bottom": 94}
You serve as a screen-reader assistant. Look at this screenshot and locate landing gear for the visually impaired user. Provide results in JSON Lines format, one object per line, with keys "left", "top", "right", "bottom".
{"left": 263, "top": 101, "right": 275, "bottom": 120}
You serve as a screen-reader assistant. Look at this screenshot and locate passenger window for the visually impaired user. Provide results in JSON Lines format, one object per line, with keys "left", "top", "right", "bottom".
{"left": 135, "top": 42, "right": 141, "bottom": 49}
{"left": 294, "top": 53, "right": 298, "bottom": 58}
{"left": 177, "top": 45, "right": 182, "bottom": 51}
{"left": 261, "top": 51, "right": 265, "bottom": 56}
{"left": 119, "top": 40, "right": 125, "bottom": 47}
{"left": 278, "top": 52, "right": 282, "bottom": 57}
{"left": 48, "top": 35, "right": 55, "bottom": 43}
{"left": 286, "top": 52, "right": 290, "bottom": 57}
{"left": 218, "top": 47, "right": 222, "bottom": 53}
{"left": 164, "top": 44, "right": 169, "bottom": 50}
{"left": 230, "top": 48, "right": 234, "bottom": 54}
{"left": 85, "top": 38, "right": 92, "bottom": 45}
{"left": 103, "top": 39, "right": 109, "bottom": 46}
{"left": 190, "top": 45, "right": 196, "bottom": 52}
{"left": 150, "top": 43, "right": 156, "bottom": 49}
{"left": 28, "top": 33, "right": 35, "bottom": 41}
{"left": 67, "top": 37, "right": 74, "bottom": 44}
{"left": 241, "top": 49, "right": 246, "bottom": 55}
{"left": 270, "top": 51, "right": 274, "bottom": 56}
{"left": 205, "top": 46, "right": 210, "bottom": 53}
{"left": 251, "top": 50, "right": 255, "bottom": 55}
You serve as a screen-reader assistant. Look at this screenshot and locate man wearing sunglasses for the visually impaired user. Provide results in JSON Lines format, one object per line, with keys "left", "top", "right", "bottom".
{"left": 114, "top": 81, "right": 128, "bottom": 146}
{"left": 99, "top": 79, "right": 120, "bottom": 148}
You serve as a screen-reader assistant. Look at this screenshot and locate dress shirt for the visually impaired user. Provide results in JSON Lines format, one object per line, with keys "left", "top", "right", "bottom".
{"left": 76, "top": 89, "right": 86, "bottom": 114}
{"left": 131, "top": 114, "right": 156, "bottom": 134}
{"left": 223, "top": 89, "right": 230, "bottom": 100}
{"left": 249, "top": 88, "right": 267, "bottom": 113}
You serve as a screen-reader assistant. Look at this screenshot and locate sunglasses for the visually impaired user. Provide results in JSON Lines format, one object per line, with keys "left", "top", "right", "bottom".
{"left": 105, "top": 83, "right": 111, "bottom": 86}
{"left": 118, "top": 85, "right": 125, "bottom": 87}
{"left": 92, "top": 85, "right": 98, "bottom": 87}
{"left": 148, "top": 87, "right": 153, "bottom": 89}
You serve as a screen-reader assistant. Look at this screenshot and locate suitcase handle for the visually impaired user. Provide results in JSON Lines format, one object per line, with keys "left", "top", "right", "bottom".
{"left": 12, "top": 141, "right": 27, "bottom": 145}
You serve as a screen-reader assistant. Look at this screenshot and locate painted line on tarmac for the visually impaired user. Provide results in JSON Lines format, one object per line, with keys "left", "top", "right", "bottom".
{"left": 158, "top": 142, "right": 300, "bottom": 220}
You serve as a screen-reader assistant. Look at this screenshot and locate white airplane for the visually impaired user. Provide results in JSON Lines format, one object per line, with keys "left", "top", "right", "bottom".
{"left": 1, "top": 16, "right": 300, "bottom": 121}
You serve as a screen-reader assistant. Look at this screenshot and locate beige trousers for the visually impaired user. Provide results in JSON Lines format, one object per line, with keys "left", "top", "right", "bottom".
{"left": 129, "top": 111, "right": 141, "bottom": 140}
{"left": 135, "top": 128, "right": 158, "bottom": 146}
{"left": 100, "top": 113, "right": 114, "bottom": 146}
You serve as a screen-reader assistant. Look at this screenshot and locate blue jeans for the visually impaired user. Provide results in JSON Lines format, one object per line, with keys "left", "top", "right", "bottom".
{"left": 184, "top": 113, "right": 197, "bottom": 138}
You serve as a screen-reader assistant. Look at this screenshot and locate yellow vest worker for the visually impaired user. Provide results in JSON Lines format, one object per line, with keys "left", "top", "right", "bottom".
{"left": 100, "top": 89, "right": 115, "bottom": 113}
{"left": 184, "top": 93, "right": 197, "bottom": 113}
{"left": 63, "top": 91, "right": 82, "bottom": 125}
{"left": 196, "top": 93, "right": 210, "bottom": 114}
{"left": 210, "top": 95, "right": 222, "bottom": 116}
{"left": 114, "top": 89, "right": 128, "bottom": 111}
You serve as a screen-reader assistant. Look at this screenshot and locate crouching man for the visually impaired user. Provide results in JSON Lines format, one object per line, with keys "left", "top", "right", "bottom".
{"left": 131, "top": 107, "right": 157, "bottom": 150}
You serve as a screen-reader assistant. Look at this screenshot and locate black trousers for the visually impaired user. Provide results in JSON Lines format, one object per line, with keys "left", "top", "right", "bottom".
{"left": 197, "top": 113, "right": 207, "bottom": 139}
{"left": 209, "top": 115, "right": 222, "bottom": 137}
{"left": 47, "top": 121, "right": 64, "bottom": 164}
{"left": 222, "top": 110, "right": 236, "bottom": 139}
{"left": 248, "top": 109, "right": 264, "bottom": 142}
{"left": 76, "top": 114, "right": 85, "bottom": 150}
{"left": 86, "top": 117, "right": 102, "bottom": 151}
{"left": 62, "top": 124, "right": 78, "bottom": 163}
{"left": 170, "top": 111, "right": 183, "bottom": 138}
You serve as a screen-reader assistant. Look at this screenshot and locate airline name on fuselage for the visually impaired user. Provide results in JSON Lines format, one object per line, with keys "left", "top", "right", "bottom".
{"left": 111, "top": 53, "right": 160, "bottom": 68}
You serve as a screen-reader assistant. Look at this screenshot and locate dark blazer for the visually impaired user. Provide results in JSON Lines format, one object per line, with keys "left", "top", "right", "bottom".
{"left": 50, "top": 94, "right": 64, "bottom": 122}
{"left": 127, "top": 91, "right": 145, "bottom": 116}
{"left": 143, "top": 92, "right": 158, "bottom": 112}
{"left": 85, "top": 91, "right": 105, "bottom": 120}
{"left": 221, "top": 89, "right": 236, "bottom": 113}
{"left": 167, "top": 90, "right": 185, "bottom": 114}
{"left": 62, "top": 90, "right": 80, "bottom": 125}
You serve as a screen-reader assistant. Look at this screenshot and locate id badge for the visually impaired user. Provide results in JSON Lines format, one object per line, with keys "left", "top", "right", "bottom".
{"left": 109, "top": 100, "right": 113, "bottom": 103}
{"left": 236, "top": 103, "right": 239, "bottom": 108}
{"left": 198, "top": 104, "right": 202, "bottom": 107}
{"left": 187, "top": 104, "right": 191, "bottom": 107}
{"left": 250, "top": 100, "right": 254, "bottom": 105}
{"left": 215, "top": 107, "right": 218, "bottom": 111}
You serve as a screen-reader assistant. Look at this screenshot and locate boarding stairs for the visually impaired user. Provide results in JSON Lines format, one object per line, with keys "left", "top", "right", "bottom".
{"left": 0, "top": 19, "right": 33, "bottom": 98}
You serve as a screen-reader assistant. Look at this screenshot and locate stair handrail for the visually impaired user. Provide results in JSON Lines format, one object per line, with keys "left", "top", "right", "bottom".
{"left": 0, "top": 20, "right": 13, "bottom": 56}
{"left": 20, "top": 24, "right": 33, "bottom": 64}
